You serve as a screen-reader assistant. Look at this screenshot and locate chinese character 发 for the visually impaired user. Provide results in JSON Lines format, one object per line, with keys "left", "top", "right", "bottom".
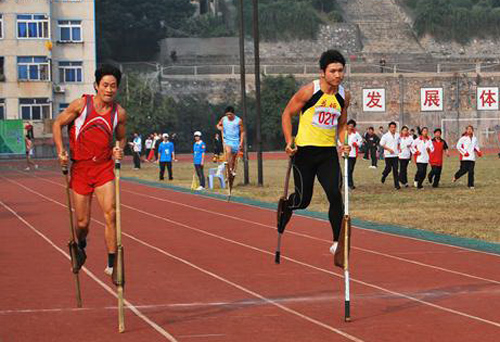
{"left": 366, "top": 91, "right": 382, "bottom": 108}
{"left": 480, "top": 90, "right": 497, "bottom": 107}
{"left": 424, "top": 90, "right": 440, "bottom": 107}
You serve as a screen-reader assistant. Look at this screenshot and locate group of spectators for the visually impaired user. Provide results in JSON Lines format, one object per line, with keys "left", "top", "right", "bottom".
{"left": 347, "top": 121, "right": 483, "bottom": 190}
{"left": 127, "top": 131, "right": 226, "bottom": 191}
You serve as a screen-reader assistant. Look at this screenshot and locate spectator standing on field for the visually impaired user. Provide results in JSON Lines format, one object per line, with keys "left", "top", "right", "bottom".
{"left": 346, "top": 120, "right": 363, "bottom": 189}
{"left": 428, "top": 128, "right": 449, "bottom": 188}
{"left": 158, "top": 133, "right": 175, "bottom": 181}
{"left": 193, "top": 131, "right": 206, "bottom": 190}
{"left": 129, "top": 132, "right": 142, "bottom": 170}
{"left": 365, "top": 127, "right": 380, "bottom": 168}
{"left": 145, "top": 134, "right": 153, "bottom": 162}
{"left": 378, "top": 126, "right": 385, "bottom": 160}
{"left": 24, "top": 135, "right": 38, "bottom": 170}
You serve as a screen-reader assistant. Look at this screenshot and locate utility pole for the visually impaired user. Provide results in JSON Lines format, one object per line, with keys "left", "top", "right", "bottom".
{"left": 252, "top": 0, "right": 263, "bottom": 186}
{"left": 238, "top": 0, "right": 249, "bottom": 185}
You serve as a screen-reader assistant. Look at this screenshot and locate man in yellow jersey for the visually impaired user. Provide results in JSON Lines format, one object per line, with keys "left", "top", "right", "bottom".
{"left": 280, "top": 50, "right": 350, "bottom": 254}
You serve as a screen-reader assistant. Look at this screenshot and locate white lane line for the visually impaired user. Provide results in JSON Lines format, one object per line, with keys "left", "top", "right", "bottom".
{"left": 119, "top": 188, "right": 500, "bottom": 286}
{"left": 0, "top": 200, "right": 178, "bottom": 342}
{"left": 33, "top": 169, "right": 500, "bottom": 258}
{"left": 8, "top": 175, "right": 500, "bottom": 329}
{"left": 23, "top": 172, "right": 500, "bottom": 285}
{"left": 2, "top": 177, "right": 365, "bottom": 342}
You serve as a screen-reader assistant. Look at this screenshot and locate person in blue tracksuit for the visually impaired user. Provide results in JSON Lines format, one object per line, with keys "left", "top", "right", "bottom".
{"left": 193, "top": 131, "right": 206, "bottom": 190}
{"left": 158, "top": 133, "right": 175, "bottom": 181}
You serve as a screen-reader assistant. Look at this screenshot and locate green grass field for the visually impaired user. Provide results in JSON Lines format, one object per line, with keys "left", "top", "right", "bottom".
{"left": 122, "top": 154, "right": 500, "bottom": 243}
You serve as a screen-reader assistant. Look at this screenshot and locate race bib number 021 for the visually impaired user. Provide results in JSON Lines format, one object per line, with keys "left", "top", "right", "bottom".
{"left": 311, "top": 107, "right": 340, "bottom": 129}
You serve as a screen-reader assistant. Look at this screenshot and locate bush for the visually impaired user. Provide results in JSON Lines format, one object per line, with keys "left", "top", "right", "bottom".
{"left": 406, "top": 0, "right": 500, "bottom": 43}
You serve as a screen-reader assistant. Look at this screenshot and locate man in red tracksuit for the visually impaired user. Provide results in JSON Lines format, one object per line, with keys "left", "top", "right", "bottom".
{"left": 428, "top": 128, "right": 449, "bottom": 188}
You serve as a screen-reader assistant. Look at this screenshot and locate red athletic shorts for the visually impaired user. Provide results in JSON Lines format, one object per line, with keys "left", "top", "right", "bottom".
{"left": 70, "top": 159, "right": 115, "bottom": 195}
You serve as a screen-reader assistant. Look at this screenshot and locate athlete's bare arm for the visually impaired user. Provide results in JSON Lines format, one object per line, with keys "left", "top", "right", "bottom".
{"left": 281, "top": 83, "right": 314, "bottom": 156}
{"left": 239, "top": 119, "right": 245, "bottom": 150}
{"left": 337, "top": 90, "right": 351, "bottom": 147}
{"left": 113, "top": 105, "right": 127, "bottom": 160}
{"left": 52, "top": 98, "right": 86, "bottom": 166}
{"left": 216, "top": 118, "right": 224, "bottom": 131}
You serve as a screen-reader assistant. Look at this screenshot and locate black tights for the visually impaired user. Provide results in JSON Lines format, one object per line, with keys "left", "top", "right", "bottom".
{"left": 287, "top": 147, "right": 343, "bottom": 242}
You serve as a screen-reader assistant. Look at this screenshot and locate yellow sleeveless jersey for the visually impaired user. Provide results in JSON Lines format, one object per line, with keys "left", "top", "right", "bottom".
{"left": 295, "top": 80, "right": 345, "bottom": 147}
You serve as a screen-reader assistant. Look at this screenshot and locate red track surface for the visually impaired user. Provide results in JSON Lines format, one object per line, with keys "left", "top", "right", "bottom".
{"left": 1, "top": 169, "right": 499, "bottom": 341}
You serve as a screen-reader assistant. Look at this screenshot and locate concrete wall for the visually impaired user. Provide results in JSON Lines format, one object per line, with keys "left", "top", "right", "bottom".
{"left": 159, "top": 37, "right": 239, "bottom": 64}
{"left": 160, "top": 72, "right": 500, "bottom": 148}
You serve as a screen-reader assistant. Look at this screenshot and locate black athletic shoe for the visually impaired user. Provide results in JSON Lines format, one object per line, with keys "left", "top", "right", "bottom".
{"left": 349, "top": 185, "right": 356, "bottom": 190}
{"left": 75, "top": 247, "right": 87, "bottom": 271}
{"left": 381, "top": 176, "right": 386, "bottom": 184}
{"left": 277, "top": 198, "right": 293, "bottom": 234}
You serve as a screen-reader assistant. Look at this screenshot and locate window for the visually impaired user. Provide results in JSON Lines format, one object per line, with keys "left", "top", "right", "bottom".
{"left": 59, "top": 61, "right": 83, "bottom": 83}
{"left": 0, "top": 99, "right": 5, "bottom": 120}
{"left": 18, "top": 57, "right": 50, "bottom": 81}
{"left": 17, "top": 14, "right": 49, "bottom": 39}
{"left": 19, "top": 98, "right": 51, "bottom": 120}
{"left": 0, "top": 57, "right": 4, "bottom": 82}
{"left": 0, "top": 14, "right": 3, "bottom": 39}
{"left": 58, "top": 20, "right": 82, "bottom": 42}
{"left": 58, "top": 103, "right": 69, "bottom": 113}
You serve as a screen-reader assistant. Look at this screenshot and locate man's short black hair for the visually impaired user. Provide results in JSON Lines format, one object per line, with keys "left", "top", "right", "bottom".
{"left": 347, "top": 119, "right": 356, "bottom": 126}
{"left": 434, "top": 128, "right": 442, "bottom": 134}
{"left": 388, "top": 122, "right": 397, "bottom": 127}
{"left": 95, "top": 64, "right": 121, "bottom": 87}
{"left": 402, "top": 125, "right": 409, "bottom": 130}
{"left": 225, "top": 106, "right": 235, "bottom": 114}
{"left": 319, "top": 50, "right": 346, "bottom": 71}
{"left": 368, "top": 126, "right": 374, "bottom": 130}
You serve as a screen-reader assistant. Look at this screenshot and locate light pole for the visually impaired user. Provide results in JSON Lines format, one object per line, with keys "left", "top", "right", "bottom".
{"left": 238, "top": 0, "right": 249, "bottom": 185}
{"left": 252, "top": 0, "right": 263, "bottom": 186}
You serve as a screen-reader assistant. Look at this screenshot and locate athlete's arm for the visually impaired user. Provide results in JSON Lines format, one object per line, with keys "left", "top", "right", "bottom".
{"left": 239, "top": 119, "right": 246, "bottom": 150}
{"left": 337, "top": 91, "right": 351, "bottom": 154}
{"left": 52, "top": 97, "right": 85, "bottom": 166}
{"left": 282, "top": 83, "right": 314, "bottom": 155}
{"left": 113, "top": 106, "right": 128, "bottom": 160}
{"left": 216, "top": 118, "right": 224, "bottom": 131}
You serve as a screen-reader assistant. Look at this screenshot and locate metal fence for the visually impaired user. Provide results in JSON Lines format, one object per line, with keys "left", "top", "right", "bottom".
{"left": 159, "top": 62, "right": 500, "bottom": 77}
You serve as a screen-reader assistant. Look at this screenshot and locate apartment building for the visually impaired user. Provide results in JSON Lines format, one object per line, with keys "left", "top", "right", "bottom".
{"left": 0, "top": 0, "right": 96, "bottom": 138}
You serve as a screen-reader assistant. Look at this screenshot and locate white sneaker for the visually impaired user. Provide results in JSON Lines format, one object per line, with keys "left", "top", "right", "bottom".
{"left": 414, "top": 181, "right": 418, "bottom": 188}
{"left": 329, "top": 242, "right": 338, "bottom": 255}
{"left": 369, "top": 166, "right": 376, "bottom": 169}
{"left": 196, "top": 186, "right": 204, "bottom": 191}
{"left": 104, "top": 266, "right": 113, "bottom": 277}
{"left": 24, "top": 167, "right": 30, "bottom": 171}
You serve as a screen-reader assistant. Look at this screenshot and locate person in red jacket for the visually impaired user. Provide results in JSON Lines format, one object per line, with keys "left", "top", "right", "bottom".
{"left": 427, "top": 128, "right": 449, "bottom": 188}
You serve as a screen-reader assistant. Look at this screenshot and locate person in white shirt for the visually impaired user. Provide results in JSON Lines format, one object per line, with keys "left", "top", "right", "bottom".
{"left": 411, "top": 127, "right": 434, "bottom": 189}
{"left": 398, "top": 125, "right": 413, "bottom": 187}
{"left": 144, "top": 134, "right": 153, "bottom": 162}
{"left": 346, "top": 119, "right": 363, "bottom": 189}
{"left": 380, "top": 122, "right": 401, "bottom": 189}
{"left": 452, "top": 125, "right": 482, "bottom": 189}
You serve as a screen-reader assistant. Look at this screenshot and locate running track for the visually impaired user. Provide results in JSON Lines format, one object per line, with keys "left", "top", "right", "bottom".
{"left": 1, "top": 168, "right": 499, "bottom": 341}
